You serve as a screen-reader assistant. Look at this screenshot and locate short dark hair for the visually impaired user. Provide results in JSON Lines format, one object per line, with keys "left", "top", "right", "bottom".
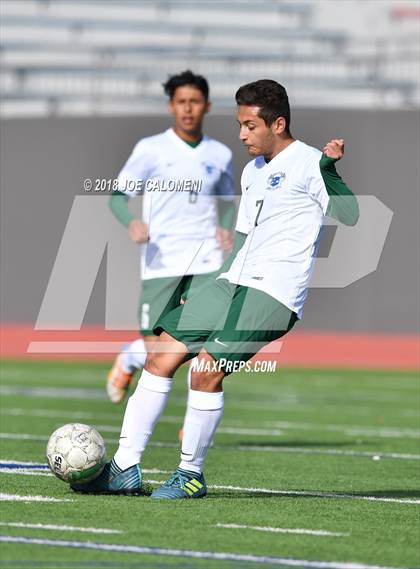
{"left": 163, "top": 70, "right": 209, "bottom": 101}
{"left": 235, "top": 79, "right": 291, "bottom": 132}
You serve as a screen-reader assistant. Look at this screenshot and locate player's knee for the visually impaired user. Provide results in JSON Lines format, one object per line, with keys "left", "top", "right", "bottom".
{"left": 190, "top": 369, "right": 223, "bottom": 392}
{"left": 144, "top": 345, "right": 183, "bottom": 378}
{"left": 144, "top": 351, "right": 163, "bottom": 376}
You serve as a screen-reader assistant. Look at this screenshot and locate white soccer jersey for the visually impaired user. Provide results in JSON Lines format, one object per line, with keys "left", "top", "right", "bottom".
{"left": 219, "top": 140, "right": 330, "bottom": 318}
{"left": 118, "top": 128, "right": 234, "bottom": 280}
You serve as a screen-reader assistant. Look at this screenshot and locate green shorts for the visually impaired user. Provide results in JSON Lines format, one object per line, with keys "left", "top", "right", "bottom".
{"left": 139, "top": 273, "right": 216, "bottom": 335}
{"left": 154, "top": 278, "right": 298, "bottom": 371}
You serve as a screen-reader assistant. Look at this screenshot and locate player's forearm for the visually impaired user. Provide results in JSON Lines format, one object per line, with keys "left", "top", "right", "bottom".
{"left": 216, "top": 231, "right": 247, "bottom": 275}
{"left": 109, "top": 191, "right": 136, "bottom": 227}
{"left": 217, "top": 200, "right": 236, "bottom": 230}
{"left": 320, "top": 155, "right": 359, "bottom": 226}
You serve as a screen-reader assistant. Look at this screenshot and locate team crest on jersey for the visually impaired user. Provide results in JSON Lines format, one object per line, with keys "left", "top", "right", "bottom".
{"left": 266, "top": 171, "right": 286, "bottom": 190}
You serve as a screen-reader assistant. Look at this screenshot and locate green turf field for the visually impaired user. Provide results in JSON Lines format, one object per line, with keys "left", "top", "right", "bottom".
{"left": 0, "top": 359, "right": 419, "bottom": 569}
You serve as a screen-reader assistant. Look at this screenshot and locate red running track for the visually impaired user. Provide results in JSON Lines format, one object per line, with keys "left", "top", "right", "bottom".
{"left": 1, "top": 323, "right": 418, "bottom": 371}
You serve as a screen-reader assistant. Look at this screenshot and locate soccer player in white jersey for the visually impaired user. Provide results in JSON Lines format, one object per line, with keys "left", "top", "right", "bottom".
{"left": 73, "top": 80, "right": 359, "bottom": 498}
{"left": 107, "top": 70, "right": 236, "bottom": 404}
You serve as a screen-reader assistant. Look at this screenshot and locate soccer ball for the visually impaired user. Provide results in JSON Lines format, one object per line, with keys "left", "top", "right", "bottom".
{"left": 46, "top": 423, "right": 107, "bottom": 483}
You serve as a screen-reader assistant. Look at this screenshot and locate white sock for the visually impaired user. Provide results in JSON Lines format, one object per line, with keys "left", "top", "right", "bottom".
{"left": 113, "top": 369, "right": 172, "bottom": 470}
{"left": 122, "top": 338, "right": 147, "bottom": 373}
{"left": 179, "top": 390, "right": 224, "bottom": 474}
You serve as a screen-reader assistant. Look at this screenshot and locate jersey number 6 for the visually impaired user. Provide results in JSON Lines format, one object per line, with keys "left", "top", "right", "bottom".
{"left": 189, "top": 190, "right": 199, "bottom": 204}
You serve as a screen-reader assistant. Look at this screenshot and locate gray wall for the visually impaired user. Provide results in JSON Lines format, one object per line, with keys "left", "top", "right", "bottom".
{"left": 1, "top": 110, "right": 419, "bottom": 333}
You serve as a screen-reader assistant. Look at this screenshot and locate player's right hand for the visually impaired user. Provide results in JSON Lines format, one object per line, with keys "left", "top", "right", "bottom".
{"left": 128, "top": 219, "right": 149, "bottom": 243}
{"left": 323, "top": 139, "right": 345, "bottom": 161}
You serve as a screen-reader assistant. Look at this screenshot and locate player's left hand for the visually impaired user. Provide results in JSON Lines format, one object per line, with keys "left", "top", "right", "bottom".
{"left": 323, "top": 139, "right": 345, "bottom": 161}
{"left": 217, "top": 227, "right": 233, "bottom": 253}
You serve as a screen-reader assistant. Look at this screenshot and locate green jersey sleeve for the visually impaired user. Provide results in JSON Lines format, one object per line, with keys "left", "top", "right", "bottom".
{"left": 319, "top": 155, "right": 359, "bottom": 227}
{"left": 109, "top": 191, "right": 136, "bottom": 228}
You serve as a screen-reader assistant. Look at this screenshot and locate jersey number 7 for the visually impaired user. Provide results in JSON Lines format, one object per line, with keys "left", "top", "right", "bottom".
{"left": 255, "top": 199, "right": 264, "bottom": 226}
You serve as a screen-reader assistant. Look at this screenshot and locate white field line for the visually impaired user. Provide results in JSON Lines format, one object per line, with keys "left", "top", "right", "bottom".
{"left": 0, "top": 493, "right": 73, "bottom": 503}
{"left": 206, "top": 484, "right": 420, "bottom": 505}
{"left": 0, "top": 463, "right": 417, "bottom": 506}
{"left": 2, "top": 368, "right": 105, "bottom": 384}
{"left": 298, "top": 374, "right": 419, "bottom": 390}
{"left": 2, "top": 407, "right": 182, "bottom": 425}
{"left": 0, "top": 459, "right": 170, "bottom": 474}
{"left": 0, "top": 460, "right": 169, "bottom": 477}
{"left": 3, "top": 366, "right": 416, "bottom": 389}
{"left": 0, "top": 385, "right": 107, "bottom": 400}
{"left": 231, "top": 444, "right": 420, "bottom": 461}
{"left": 0, "top": 459, "right": 417, "bottom": 506}
{"left": 0, "top": 460, "right": 168, "bottom": 475}
{"left": 0, "top": 459, "right": 48, "bottom": 466}
{"left": 266, "top": 421, "right": 420, "bottom": 440}
{"left": 0, "top": 535, "right": 409, "bottom": 569}
{"left": 95, "top": 422, "right": 420, "bottom": 440}
{"left": 0, "top": 433, "right": 50, "bottom": 442}
{"left": 1, "top": 432, "right": 419, "bottom": 461}
{"left": 0, "top": 522, "right": 121, "bottom": 534}
{"left": 0, "top": 460, "right": 50, "bottom": 475}
{"left": 3, "top": 406, "right": 419, "bottom": 440}
{"left": 102, "top": 438, "right": 420, "bottom": 462}
{"left": 4, "top": 383, "right": 411, "bottom": 407}
{"left": 402, "top": 409, "right": 420, "bottom": 418}
{"left": 0, "top": 469, "right": 53, "bottom": 477}
{"left": 2, "top": 385, "right": 418, "bottom": 415}
{"left": 0, "top": 467, "right": 418, "bottom": 505}
{"left": 144, "top": 480, "right": 420, "bottom": 505}
{"left": 215, "top": 523, "right": 348, "bottom": 537}
{"left": 244, "top": 405, "right": 416, "bottom": 418}
{"left": 232, "top": 394, "right": 418, "bottom": 415}
{"left": 96, "top": 423, "right": 289, "bottom": 438}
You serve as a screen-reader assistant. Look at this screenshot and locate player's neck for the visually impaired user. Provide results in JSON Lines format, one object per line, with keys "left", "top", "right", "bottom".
{"left": 173, "top": 126, "right": 203, "bottom": 144}
{"left": 264, "top": 136, "right": 295, "bottom": 162}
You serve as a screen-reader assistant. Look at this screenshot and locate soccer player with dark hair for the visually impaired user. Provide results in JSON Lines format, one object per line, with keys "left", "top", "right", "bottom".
{"left": 75, "top": 79, "right": 359, "bottom": 498}
{"left": 107, "top": 70, "right": 236, "bottom": 404}
{"left": 163, "top": 69, "right": 210, "bottom": 102}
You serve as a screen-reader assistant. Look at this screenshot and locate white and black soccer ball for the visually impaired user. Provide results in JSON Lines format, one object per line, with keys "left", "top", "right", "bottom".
{"left": 46, "top": 423, "right": 107, "bottom": 483}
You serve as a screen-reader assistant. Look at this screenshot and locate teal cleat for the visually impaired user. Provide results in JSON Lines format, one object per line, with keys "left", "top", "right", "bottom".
{"left": 70, "top": 459, "right": 150, "bottom": 495}
{"left": 151, "top": 468, "right": 207, "bottom": 500}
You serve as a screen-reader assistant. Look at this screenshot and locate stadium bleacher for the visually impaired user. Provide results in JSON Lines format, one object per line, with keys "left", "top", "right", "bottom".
{"left": 1, "top": 0, "right": 419, "bottom": 117}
